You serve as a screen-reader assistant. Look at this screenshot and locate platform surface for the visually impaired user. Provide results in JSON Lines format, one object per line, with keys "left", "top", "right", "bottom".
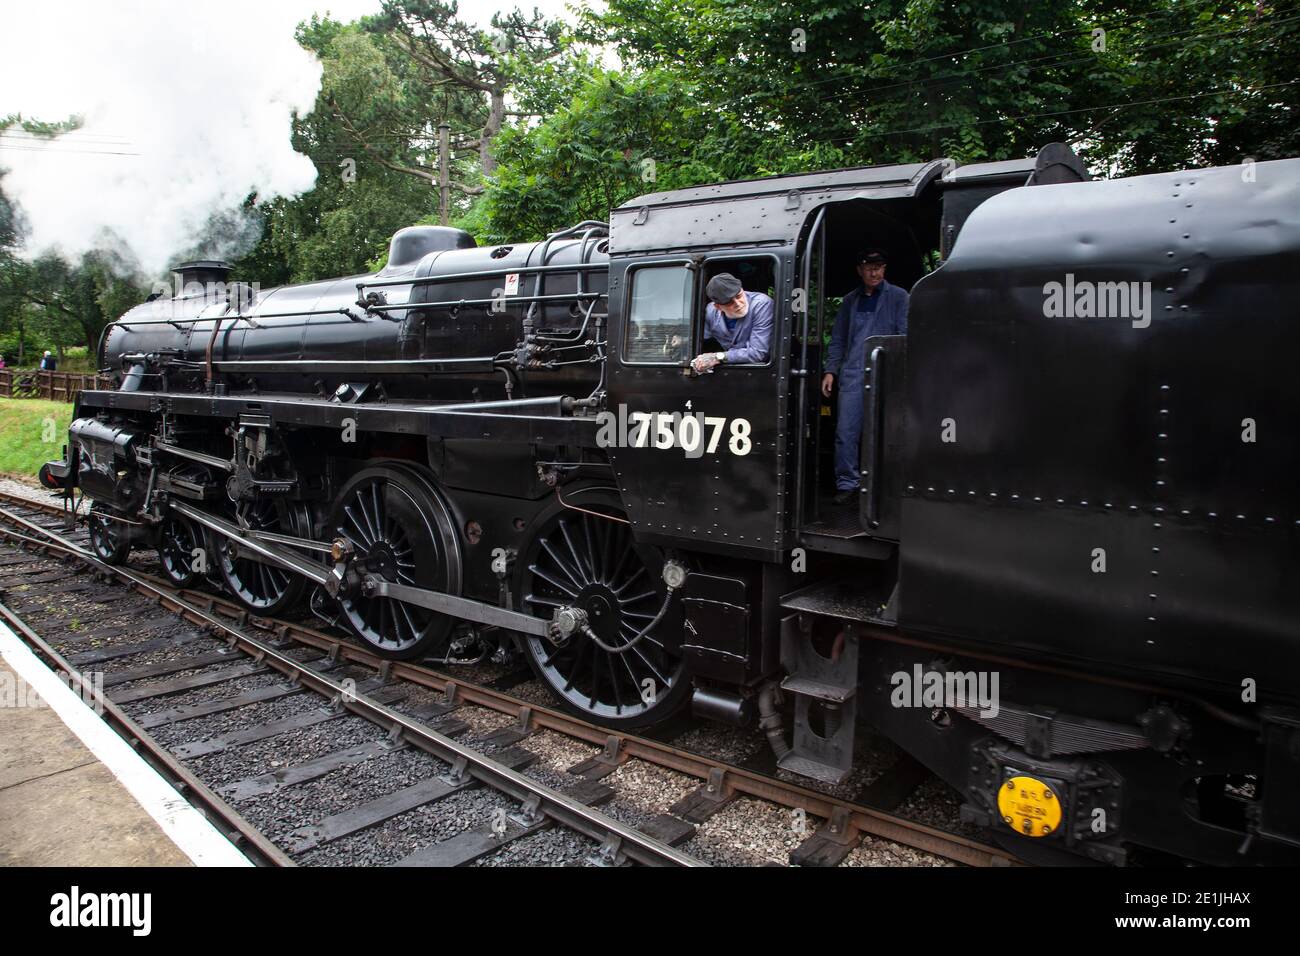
{"left": 0, "top": 657, "right": 192, "bottom": 866}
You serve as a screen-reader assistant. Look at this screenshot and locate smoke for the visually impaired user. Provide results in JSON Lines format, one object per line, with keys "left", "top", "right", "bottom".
{"left": 0, "top": 2, "right": 381, "bottom": 277}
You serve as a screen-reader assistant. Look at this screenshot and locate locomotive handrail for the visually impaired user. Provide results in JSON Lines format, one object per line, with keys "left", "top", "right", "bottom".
{"left": 863, "top": 345, "right": 886, "bottom": 529}
{"left": 361, "top": 291, "right": 606, "bottom": 312}
{"left": 210, "top": 356, "right": 501, "bottom": 375}
{"left": 794, "top": 205, "right": 826, "bottom": 537}
{"left": 113, "top": 307, "right": 365, "bottom": 329}
{"left": 357, "top": 260, "right": 606, "bottom": 292}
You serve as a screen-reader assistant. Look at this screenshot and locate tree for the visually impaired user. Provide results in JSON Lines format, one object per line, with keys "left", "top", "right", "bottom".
{"left": 368, "top": 1, "right": 570, "bottom": 179}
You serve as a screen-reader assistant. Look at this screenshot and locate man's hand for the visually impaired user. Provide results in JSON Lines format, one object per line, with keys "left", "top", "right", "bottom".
{"left": 691, "top": 353, "right": 721, "bottom": 374}
{"left": 821, "top": 372, "right": 835, "bottom": 398}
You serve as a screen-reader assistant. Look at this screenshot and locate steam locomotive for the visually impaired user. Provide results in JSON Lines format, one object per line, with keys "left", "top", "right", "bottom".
{"left": 42, "top": 144, "right": 1300, "bottom": 865}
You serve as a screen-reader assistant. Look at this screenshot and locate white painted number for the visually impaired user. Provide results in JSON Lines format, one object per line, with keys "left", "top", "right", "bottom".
{"left": 728, "top": 418, "right": 752, "bottom": 456}
{"left": 654, "top": 414, "right": 674, "bottom": 449}
{"left": 704, "top": 416, "right": 726, "bottom": 454}
{"left": 630, "top": 411, "right": 651, "bottom": 447}
{"left": 678, "top": 413, "right": 702, "bottom": 457}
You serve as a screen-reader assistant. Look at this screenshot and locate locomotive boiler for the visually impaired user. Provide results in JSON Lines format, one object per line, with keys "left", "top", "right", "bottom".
{"left": 42, "top": 145, "right": 1300, "bottom": 866}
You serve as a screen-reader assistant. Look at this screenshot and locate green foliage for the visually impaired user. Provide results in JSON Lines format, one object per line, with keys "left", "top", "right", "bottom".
{"left": 0, "top": 398, "right": 73, "bottom": 479}
{"left": 468, "top": 69, "right": 725, "bottom": 242}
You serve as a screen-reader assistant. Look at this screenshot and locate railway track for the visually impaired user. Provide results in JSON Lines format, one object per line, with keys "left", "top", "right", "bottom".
{"left": 0, "top": 487, "right": 1019, "bottom": 867}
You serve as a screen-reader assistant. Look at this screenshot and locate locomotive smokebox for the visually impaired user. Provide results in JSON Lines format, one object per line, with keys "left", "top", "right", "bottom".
{"left": 387, "top": 225, "right": 476, "bottom": 267}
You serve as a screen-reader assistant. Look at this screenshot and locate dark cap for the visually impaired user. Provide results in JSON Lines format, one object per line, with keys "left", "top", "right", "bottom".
{"left": 705, "top": 272, "right": 744, "bottom": 304}
{"left": 856, "top": 248, "right": 888, "bottom": 265}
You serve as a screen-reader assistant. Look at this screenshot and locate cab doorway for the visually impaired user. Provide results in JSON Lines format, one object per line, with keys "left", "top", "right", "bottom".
{"left": 793, "top": 195, "right": 940, "bottom": 553}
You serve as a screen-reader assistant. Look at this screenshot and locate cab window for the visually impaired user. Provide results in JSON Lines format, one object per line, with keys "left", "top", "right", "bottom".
{"left": 623, "top": 264, "right": 693, "bottom": 365}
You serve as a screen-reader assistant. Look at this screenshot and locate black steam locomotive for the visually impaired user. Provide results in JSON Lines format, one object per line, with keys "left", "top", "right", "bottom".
{"left": 42, "top": 144, "right": 1300, "bottom": 866}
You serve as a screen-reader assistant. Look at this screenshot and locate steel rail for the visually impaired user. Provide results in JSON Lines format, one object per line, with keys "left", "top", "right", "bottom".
{"left": 0, "top": 599, "right": 291, "bottom": 867}
{"left": 0, "top": 504, "right": 702, "bottom": 868}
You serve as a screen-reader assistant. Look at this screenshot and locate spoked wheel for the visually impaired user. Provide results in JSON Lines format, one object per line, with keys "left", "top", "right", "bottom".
{"left": 156, "top": 512, "right": 202, "bottom": 587}
{"left": 516, "top": 486, "right": 689, "bottom": 728}
{"left": 87, "top": 504, "right": 130, "bottom": 565}
{"left": 330, "top": 465, "right": 461, "bottom": 660}
{"left": 216, "top": 498, "right": 311, "bottom": 615}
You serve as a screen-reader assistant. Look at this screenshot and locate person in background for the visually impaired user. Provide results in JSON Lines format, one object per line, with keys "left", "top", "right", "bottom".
{"left": 822, "top": 249, "right": 910, "bottom": 505}
{"left": 40, "top": 350, "right": 57, "bottom": 371}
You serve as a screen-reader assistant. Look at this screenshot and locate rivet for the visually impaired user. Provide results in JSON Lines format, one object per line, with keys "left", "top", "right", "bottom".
{"left": 1149, "top": 594, "right": 1158, "bottom": 600}
{"left": 1056, "top": 498, "right": 1065, "bottom": 505}
{"left": 1104, "top": 502, "right": 1113, "bottom": 509}
{"left": 1265, "top": 516, "right": 1275, "bottom": 524}
{"left": 927, "top": 486, "right": 935, "bottom": 494}
{"left": 1160, "top": 384, "right": 1171, "bottom": 390}
{"left": 1152, "top": 547, "right": 1161, "bottom": 553}
{"left": 1154, "top": 506, "right": 1165, "bottom": 514}
{"left": 1080, "top": 500, "right": 1088, "bottom": 507}
{"left": 1166, "top": 251, "right": 1175, "bottom": 257}
{"left": 1237, "top": 514, "right": 1246, "bottom": 520}
{"left": 1153, "top": 522, "right": 1162, "bottom": 529}
{"left": 1033, "top": 496, "right": 1042, "bottom": 502}
{"left": 1147, "top": 616, "right": 1157, "bottom": 622}
{"left": 1011, "top": 493, "right": 1020, "bottom": 501}
{"left": 1209, "top": 512, "right": 1217, "bottom": 519}
{"left": 1180, "top": 509, "right": 1189, "bottom": 516}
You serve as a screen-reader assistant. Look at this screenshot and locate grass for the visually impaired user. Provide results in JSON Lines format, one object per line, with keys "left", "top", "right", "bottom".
{"left": 0, "top": 398, "right": 74, "bottom": 480}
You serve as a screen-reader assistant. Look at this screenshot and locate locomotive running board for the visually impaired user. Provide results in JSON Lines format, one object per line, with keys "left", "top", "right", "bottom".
{"left": 167, "top": 501, "right": 549, "bottom": 638}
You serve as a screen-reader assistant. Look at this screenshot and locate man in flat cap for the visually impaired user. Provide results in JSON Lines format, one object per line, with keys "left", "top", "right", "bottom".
{"left": 690, "top": 272, "right": 774, "bottom": 373}
{"left": 822, "top": 249, "right": 909, "bottom": 505}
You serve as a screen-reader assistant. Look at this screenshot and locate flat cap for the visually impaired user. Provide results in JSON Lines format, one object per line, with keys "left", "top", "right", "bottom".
{"left": 856, "top": 248, "right": 888, "bottom": 264}
{"left": 705, "top": 272, "right": 744, "bottom": 304}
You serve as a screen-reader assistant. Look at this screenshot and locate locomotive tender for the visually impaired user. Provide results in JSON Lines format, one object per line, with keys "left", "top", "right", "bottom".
{"left": 42, "top": 145, "right": 1300, "bottom": 865}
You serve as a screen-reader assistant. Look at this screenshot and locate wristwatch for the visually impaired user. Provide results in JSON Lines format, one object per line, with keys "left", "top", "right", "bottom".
{"left": 715, "top": 351, "right": 726, "bottom": 363}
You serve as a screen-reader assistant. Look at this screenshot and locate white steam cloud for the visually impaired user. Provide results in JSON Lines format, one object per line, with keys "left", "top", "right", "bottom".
{"left": 0, "top": 2, "right": 381, "bottom": 276}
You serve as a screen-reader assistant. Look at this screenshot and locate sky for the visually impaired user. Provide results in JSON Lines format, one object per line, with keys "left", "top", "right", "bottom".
{"left": 0, "top": 1, "right": 589, "bottom": 275}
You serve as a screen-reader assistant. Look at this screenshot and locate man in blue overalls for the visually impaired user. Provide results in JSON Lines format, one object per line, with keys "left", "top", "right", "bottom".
{"left": 821, "top": 249, "right": 909, "bottom": 505}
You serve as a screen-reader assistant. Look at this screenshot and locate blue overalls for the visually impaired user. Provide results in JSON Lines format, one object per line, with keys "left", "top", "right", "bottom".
{"left": 823, "top": 281, "right": 910, "bottom": 491}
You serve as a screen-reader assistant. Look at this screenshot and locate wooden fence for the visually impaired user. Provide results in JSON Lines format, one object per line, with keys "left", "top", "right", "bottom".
{"left": 0, "top": 370, "right": 111, "bottom": 404}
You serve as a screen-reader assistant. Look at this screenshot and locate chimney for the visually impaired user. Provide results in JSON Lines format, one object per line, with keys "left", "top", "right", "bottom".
{"left": 172, "top": 260, "right": 232, "bottom": 295}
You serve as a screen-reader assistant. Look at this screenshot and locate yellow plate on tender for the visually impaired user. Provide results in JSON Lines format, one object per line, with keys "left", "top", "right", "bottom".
{"left": 997, "top": 774, "right": 1062, "bottom": 837}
